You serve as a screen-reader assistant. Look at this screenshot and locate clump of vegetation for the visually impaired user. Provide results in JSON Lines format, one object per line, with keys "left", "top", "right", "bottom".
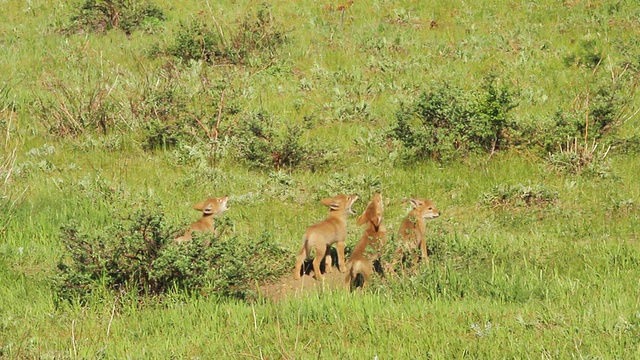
{"left": 538, "top": 79, "right": 632, "bottom": 154}
{"left": 391, "top": 74, "right": 518, "bottom": 161}
{"left": 65, "top": 0, "right": 166, "bottom": 34}
{"left": 136, "top": 80, "right": 190, "bottom": 150}
{"left": 0, "top": 149, "right": 24, "bottom": 235}
{"left": 547, "top": 137, "right": 612, "bottom": 177}
{"left": 312, "top": 173, "right": 381, "bottom": 201}
{"left": 35, "top": 76, "right": 123, "bottom": 137}
{"left": 481, "top": 183, "right": 558, "bottom": 208}
{"left": 233, "top": 111, "right": 331, "bottom": 171}
{"left": 53, "top": 205, "right": 288, "bottom": 303}
{"left": 166, "top": 3, "right": 286, "bottom": 65}
{"left": 564, "top": 39, "right": 604, "bottom": 69}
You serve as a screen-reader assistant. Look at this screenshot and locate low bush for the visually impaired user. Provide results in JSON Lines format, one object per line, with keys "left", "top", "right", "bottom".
{"left": 166, "top": 3, "right": 286, "bottom": 65}
{"left": 64, "top": 0, "right": 166, "bottom": 34}
{"left": 53, "top": 205, "right": 288, "bottom": 303}
{"left": 233, "top": 111, "right": 332, "bottom": 171}
{"left": 391, "top": 74, "right": 518, "bottom": 161}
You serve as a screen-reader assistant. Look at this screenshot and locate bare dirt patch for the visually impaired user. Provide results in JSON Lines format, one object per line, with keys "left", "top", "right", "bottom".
{"left": 259, "top": 271, "right": 349, "bottom": 301}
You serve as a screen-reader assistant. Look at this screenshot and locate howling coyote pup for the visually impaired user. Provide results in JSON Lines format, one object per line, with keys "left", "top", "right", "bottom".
{"left": 346, "top": 192, "right": 387, "bottom": 290}
{"left": 293, "top": 194, "right": 358, "bottom": 281}
{"left": 399, "top": 198, "right": 439, "bottom": 263}
{"left": 175, "top": 196, "right": 229, "bottom": 244}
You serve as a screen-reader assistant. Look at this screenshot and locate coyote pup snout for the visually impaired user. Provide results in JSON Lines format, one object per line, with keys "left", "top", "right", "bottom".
{"left": 175, "top": 196, "right": 229, "bottom": 244}
{"left": 294, "top": 194, "right": 358, "bottom": 281}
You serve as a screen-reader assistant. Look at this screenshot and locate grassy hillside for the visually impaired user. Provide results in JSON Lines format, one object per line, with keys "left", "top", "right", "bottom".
{"left": 2, "top": 0, "right": 640, "bottom": 357}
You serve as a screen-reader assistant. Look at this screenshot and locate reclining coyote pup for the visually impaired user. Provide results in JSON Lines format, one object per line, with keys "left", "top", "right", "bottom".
{"left": 398, "top": 197, "right": 439, "bottom": 263}
{"left": 175, "top": 196, "right": 229, "bottom": 245}
{"left": 346, "top": 192, "right": 387, "bottom": 290}
{"left": 293, "top": 194, "right": 358, "bottom": 281}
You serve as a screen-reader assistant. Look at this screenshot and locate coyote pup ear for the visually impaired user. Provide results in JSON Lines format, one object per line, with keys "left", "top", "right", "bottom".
{"left": 320, "top": 197, "right": 340, "bottom": 210}
{"left": 193, "top": 201, "right": 207, "bottom": 211}
{"left": 409, "top": 198, "right": 422, "bottom": 209}
{"left": 356, "top": 212, "right": 368, "bottom": 226}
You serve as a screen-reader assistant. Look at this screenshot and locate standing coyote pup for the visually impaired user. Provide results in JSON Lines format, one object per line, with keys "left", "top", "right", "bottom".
{"left": 175, "top": 196, "right": 229, "bottom": 244}
{"left": 399, "top": 198, "right": 439, "bottom": 263}
{"left": 346, "top": 192, "right": 387, "bottom": 290}
{"left": 293, "top": 194, "right": 358, "bottom": 281}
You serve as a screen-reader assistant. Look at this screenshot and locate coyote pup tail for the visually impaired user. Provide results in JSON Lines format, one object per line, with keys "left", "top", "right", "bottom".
{"left": 293, "top": 235, "right": 310, "bottom": 280}
{"left": 346, "top": 259, "right": 372, "bottom": 290}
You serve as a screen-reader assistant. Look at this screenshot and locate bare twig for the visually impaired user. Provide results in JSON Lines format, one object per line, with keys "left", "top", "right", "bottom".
{"left": 204, "top": 0, "right": 227, "bottom": 46}
{"left": 72, "top": 319, "right": 77, "bottom": 358}
{"left": 213, "top": 89, "right": 226, "bottom": 141}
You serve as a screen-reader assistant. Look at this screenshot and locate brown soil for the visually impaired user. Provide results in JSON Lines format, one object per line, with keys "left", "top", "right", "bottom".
{"left": 259, "top": 270, "right": 349, "bottom": 301}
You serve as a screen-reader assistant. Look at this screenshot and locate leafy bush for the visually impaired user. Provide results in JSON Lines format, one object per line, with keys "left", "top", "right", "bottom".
{"left": 166, "top": 20, "right": 223, "bottom": 63}
{"left": 233, "top": 111, "right": 331, "bottom": 171}
{"left": 141, "top": 117, "right": 182, "bottom": 150}
{"left": 391, "top": 75, "right": 517, "bottom": 161}
{"left": 65, "top": 0, "right": 166, "bottom": 34}
{"left": 53, "top": 205, "right": 289, "bottom": 303}
{"left": 166, "top": 3, "right": 286, "bottom": 65}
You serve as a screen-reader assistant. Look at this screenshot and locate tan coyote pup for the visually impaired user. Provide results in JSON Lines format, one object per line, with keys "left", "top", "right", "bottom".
{"left": 346, "top": 192, "right": 387, "bottom": 290}
{"left": 293, "top": 194, "right": 358, "bottom": 281}
{"left": 398, "top": 198, "right": 439, "bottom": 262}
{"left": 175, "top": 196, "right": 229, "bottom": 244}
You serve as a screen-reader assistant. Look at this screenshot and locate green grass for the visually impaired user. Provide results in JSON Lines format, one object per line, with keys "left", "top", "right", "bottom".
{"left": 2, "top": 0, "right": 640, "bottom": 357}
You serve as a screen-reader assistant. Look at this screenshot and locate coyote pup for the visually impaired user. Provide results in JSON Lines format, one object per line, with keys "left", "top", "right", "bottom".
{"left": 346, "top": 192, "right": 387, "bottom": 290}
{"left": 399, "top": 198, "right": 439, "bottom": 262}
{"left": 175, "top": 196, "right": 229, "bottom": 244}
{"left": 293, "top": 194, "right": 358, "bottom": 281}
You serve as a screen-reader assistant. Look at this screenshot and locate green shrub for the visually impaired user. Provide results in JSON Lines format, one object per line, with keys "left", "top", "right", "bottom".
{"left": 65, "top": 0, "right": 166, "bottom": 34}
{"left": 391, "top": 75, "right": 517, "bottom": 161}
{"left": 136, "top": 79, "right": 189, "bottom": 149}
{"left": 233, "top": 111, "right": 331, "bottom": 171}
{"left": 166, "top": 3, "right": 286, "bottom": 65}
{"left": 524, "top": 73, "right": 634, "bottom": 156}
{"left": 53, "top": 205, "right": 288, "bottom": 303}
{"left": 167, "top": 20, "right": 223, "bottom": 63}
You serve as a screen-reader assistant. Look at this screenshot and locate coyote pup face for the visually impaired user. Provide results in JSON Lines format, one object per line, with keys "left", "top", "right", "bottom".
{"left": 398, "top": 197, "right": 439, "bottom": 262}
{"left": 294, "top": 194, "right": 358, "bottom": 280}
{"left": 192, "top": 196, "right": 229, "bottom": 217}
{"left": 347, "top": 192, "right": 387, "bottom": 290}
{"left": 410, "top": 198, "right": 439, "bottom": 220}
{"left": 175, "top": 196, "right": 229, "bottom": 244}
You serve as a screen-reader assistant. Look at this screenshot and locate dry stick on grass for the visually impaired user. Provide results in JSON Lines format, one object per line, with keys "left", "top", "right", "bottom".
{"left": 204, "top": 0, "right": 227, "bottom": 47}
{"left": 72, "top": 319, "right": 77, "bottom": 358}
{"left": 3, "top": 102, "right": 13, "bottom": 151}
{"left": 213, "top": 89, "right": 226, "bottom": 141}
{"left": 106, "top": 294, "right": 119, "bottom": 339}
